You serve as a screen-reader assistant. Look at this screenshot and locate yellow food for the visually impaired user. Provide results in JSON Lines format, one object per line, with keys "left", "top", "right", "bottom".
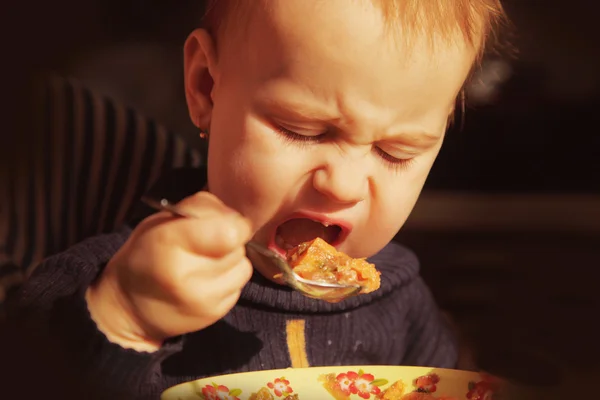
{"left": 287, "top": 238, "right": 381, "bottom": 294}
{"left": 376, "top": 380, "right": 407, "bottom": 399}
{"left": 248, "top": 387, "right": 298, "bottom": 400}
{"left": 318, "top": 373, "right": 351, "bottom": 400}
{"left": 249, "top": 387, "right": 274, "bottom": 400}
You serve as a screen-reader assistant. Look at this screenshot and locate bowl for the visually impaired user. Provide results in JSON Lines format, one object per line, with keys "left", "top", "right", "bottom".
{"left": 161, "top": 365, "right": 505, "bottom": 400}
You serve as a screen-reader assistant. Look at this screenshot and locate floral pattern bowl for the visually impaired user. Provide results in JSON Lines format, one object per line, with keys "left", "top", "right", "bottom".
{"left": 161, "top": 366, "right": 505, "bottom": 400}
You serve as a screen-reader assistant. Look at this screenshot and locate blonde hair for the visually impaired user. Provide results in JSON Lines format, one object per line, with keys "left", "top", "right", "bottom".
{"left": 202, "top": 0, "right": 509, "bottom": 61}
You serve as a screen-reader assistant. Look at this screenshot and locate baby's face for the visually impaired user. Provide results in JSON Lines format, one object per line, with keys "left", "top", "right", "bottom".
{"left": 186, "top": 0, "right": 475, "bottom": 279}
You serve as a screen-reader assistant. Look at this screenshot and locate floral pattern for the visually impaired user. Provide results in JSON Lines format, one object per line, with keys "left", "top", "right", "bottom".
{"left": 352, "top": 371, "right": 384, "bottom": 399}
{"left": 466, "top": 374, "right": 504, "bottom": 400}
{"left": 414, "top": 374, "right": 440, "bottom": 394}
{"left": 321, "top": 369, "right": 389, "bottom": 399}
{"left": 267, "top": 377, "right": 294, "bottom": 397}
{"left": 397, "top": 393, "right": 457, "bottom": 400}
{"left": 199, "top": 383, "right": 242, "bottom": 400}
{"left": 371, "top": 373, "right": 458, "bottom": 400}
{"left": 170, "top": 368, "right": 500, "bottom": 400}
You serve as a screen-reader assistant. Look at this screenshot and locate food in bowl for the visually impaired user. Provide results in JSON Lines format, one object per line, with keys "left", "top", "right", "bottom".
{"left": 249, "top": 386, "right": 298, "bottom": 400}
{"left": 160, "top": 366, "right": 506, "bottom": 400}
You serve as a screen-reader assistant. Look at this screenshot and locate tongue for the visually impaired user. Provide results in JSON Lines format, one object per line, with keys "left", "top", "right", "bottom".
{"left": 276, "top": 218, "right": 341, "bottom": 247}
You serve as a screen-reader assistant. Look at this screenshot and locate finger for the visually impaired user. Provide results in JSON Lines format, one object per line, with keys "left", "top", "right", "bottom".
{"left": 175, "top": 192, "right": 253, "bottom": 257}
{"left": 189, "top": 257, "right": 253, "bottom": 303}
{"left": 147, "top": 246, "right": 249, "bottom": 300}
{"left": 175, "top": 191, "right": 236, "bottom": 219}
{"left": 188, "top": 246, "right": 247, "bottom": 279}
{"left": 217, "top": 256, "right": 254, "bottom": 293}
{"left": 144, "top": 192, "right": 252, "bottom": 257}
{"left": 139, "top": 191, "right": 232, "bottom": 232}
{"left": 215, "top": 289, "right": 245, "bottom": 319}
{"left": 191, "top": 288, "right": 243, "bottom": 325}
{"left": 174, "top": 212, "right": 252, "bottom": 257}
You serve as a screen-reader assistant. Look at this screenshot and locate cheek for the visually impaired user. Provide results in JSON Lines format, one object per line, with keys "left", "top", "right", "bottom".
{"left": 207, "top": 113, "right": 310, "bottom": 218}
{"left": 207, "top": 135, "right": 270, "bottom": 214}
{"left": 377, "top": 187, "right": 420, "bottom": 229}
{"left": 206, "top": 101, "right": 263, "bottom": 211}
{"left": 352, "top": 155, "right": 438, "bottom": 257}
{"left": 375, "top": 188, "right": 418, "bottom": 236}
{"left": 376, "top": 153, "right": 438, "bottom": 223}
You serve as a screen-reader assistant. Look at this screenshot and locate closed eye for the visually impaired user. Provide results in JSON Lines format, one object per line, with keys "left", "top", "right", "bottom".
{"left": 374, "top": 146, "right": 416, "bottom": 171}
{"left": 274, "top": 125, "right": 326, "bottom": 143}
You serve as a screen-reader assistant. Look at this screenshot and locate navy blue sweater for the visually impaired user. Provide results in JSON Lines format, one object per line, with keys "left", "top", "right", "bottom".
{"left": 1, "top": 168, "right": 457, "bottom": 400}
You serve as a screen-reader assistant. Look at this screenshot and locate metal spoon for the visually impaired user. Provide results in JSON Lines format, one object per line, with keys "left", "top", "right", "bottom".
{"left": 141, "top": 196, "right": 362, "bottom": 302}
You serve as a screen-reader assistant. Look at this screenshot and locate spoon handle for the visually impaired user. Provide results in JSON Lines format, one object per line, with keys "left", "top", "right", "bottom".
{"left": 141, "top": 196, "right": 196, "bottom": 219}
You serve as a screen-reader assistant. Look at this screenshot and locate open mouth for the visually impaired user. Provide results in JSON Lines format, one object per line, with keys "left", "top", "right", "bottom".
{"left": 271, "top": 214, "right": 349, "bottom": 256}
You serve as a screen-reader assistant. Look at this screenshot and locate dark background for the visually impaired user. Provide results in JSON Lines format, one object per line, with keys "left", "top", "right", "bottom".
{"left": 2, "top": 1, "right": 599, "bottom": 399}
{"left": 8, "top": 0, "right": 599, "bottom": 193}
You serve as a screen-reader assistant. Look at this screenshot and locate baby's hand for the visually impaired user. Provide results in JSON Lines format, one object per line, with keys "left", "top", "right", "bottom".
{"left": 86, "top": 192, "right": 253, "bottom": 352}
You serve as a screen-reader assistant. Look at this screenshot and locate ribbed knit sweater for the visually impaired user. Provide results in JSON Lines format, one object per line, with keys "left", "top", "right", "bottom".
{"left": 1, "top": 168, "right": 457, "bottom": 400}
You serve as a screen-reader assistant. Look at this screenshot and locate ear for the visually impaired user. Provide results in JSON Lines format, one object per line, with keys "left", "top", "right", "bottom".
{"left": 184, "top": 28, "right": 219, "bottom": 130}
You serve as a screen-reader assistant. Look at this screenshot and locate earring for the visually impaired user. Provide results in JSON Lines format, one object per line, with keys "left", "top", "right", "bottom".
{"left": 199, "top": 129, "right": 210, "bottom": 139}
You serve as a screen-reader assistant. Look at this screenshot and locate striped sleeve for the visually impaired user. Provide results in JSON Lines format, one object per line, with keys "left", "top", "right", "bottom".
{"left": 0, "top": 75, "right": 203, "bottom": 306}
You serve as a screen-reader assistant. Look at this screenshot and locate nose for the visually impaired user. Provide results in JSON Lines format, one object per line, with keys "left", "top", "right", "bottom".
{"left": 312, "top": 159, "right": 369, "bottom": 205}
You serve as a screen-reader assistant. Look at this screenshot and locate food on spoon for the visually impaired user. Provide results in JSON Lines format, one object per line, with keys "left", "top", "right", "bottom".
{"left": 286, "top": 237, "right": 381, "bottom": 294}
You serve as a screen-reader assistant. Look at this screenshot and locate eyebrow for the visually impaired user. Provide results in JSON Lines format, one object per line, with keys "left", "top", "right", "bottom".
{"left": 384, "top": 130, "right": 442, "bottom": 147}
{"left": 257, "top": 96, "right": 445, "bottom": 145}
{"left": 256, "top": 98, "right": 339, "bottom": 123}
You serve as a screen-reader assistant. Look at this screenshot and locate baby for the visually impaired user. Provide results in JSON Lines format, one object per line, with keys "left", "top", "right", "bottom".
{"left": 7, "top": 1, "right": 507, "bottom": 399}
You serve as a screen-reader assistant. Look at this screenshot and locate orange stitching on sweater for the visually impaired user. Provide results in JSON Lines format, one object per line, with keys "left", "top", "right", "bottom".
{"left": 286, "top": 319, "right": 310, "bottom": 368}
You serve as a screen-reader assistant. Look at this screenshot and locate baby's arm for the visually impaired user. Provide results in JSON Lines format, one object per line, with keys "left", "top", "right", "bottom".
{"left": 1, "top": 190, "right": 252, "bottom": 399}
{"left": 1, "top": 228, "right": 182, "bottom": 400}
{"left": 401, "top": 276, "right": 459, "bottom": 368}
